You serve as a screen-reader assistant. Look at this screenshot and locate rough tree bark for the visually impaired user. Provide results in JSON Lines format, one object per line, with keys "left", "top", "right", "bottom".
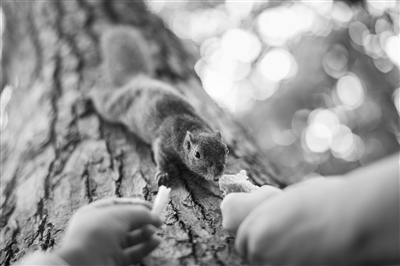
{"left": 0, "top": 1, "right": 283, "bottom": 265}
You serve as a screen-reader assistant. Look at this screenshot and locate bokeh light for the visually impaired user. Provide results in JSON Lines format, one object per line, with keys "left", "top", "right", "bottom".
{"left": 384, "top": 34, "right": 399, "bottom": 66}
{"left": 255, "top": 3, "right": 327, "bottom": 44}
{"left": 349, "top": 21, "right": 369, "bottom": 46}
{"left": 309, "top": 109, "right": 340, "bottom": 138}
{"left": 258, "top": 48, "right": 298, "bottom": 82}
{"left": 375, "top": 18, "right": 391, "bottom": 34}
{"left": 335, "top": 74, "right": 365, "bottom": 109}
{"left": 170, "top": 10, "right": 193, "bottom": 40}
{"left": 323, "top": 44, "right": 349, "bottom": 78}
{"left": 146, "top": 0, "right": 165, "bottom": 13}
{"left": 191, "top": 9, "right": 229, "bottom": 43}
{"left": 291, "top": 4, "right": 316, "bottom": 33}
{"left": 303, "top": 109, "right": 341, "bottom": 153}
{"left": 225, "top": 0, "right": 254, "bottom": 20}
{"left": 366, "top": 0, "right": 397, "bottom": 16}
{"left": 304, "top": 125, "right": 331, "bottom": 153}
{"left": 331, "top": 126, "right": 364, "bottom": 162}
{"left": 221, "top": 29, "right": 261, "bottom": 63}
{"left": 331, "top": 1, "right": 353, "bottom": 25}
{"left": 257, "top": 6, "right": 302, "bottom": 46}
{"left": 373, "top": 57, "right": 394, "bottom": 73}
{"left": 202, "top": 69, "right": 233, "bottom": 100}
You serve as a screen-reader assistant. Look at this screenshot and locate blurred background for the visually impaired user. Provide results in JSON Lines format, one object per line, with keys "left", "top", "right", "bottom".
{"left": 146, "top": 0, "right": 399, "bottom": 183}
{"left": 1, "top": 0, "right": 398, "bottom": 184}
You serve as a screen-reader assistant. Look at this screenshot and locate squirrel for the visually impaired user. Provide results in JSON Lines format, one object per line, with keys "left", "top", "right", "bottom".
{"left": 89, "top": 27, "right": 229, "bottom": 186}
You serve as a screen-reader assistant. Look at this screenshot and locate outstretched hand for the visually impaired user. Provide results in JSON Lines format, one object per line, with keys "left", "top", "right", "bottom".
{"left": 234, "top": 178, "right": 349, "bottom": 265}
{"left": 222, "top": 158, "right": 399, "bottom": 266}
{"left": 57, "top": 198, "right": 162, "bottom": 266}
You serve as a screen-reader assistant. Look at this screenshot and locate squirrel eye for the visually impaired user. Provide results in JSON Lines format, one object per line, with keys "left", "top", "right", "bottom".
{"left": 225, "top": 147, "right": 229, "bottom": 155}
{"left": 195, "top": 151, "right": 201, "bottom": 159}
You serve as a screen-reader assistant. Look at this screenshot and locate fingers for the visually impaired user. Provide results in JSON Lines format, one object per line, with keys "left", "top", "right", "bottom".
{"left": 116, "top": 205, "right": 163, "bottom": 231}
{"left": 124, "top": 236, "right": 161, "bottom": 264}
{"left": 283, "top": 177, "right": 326, "bottom": 191}
{"left": 220, "top": 193, "right": 248, "bottom": 234}
{"left": 235, "top": 210, "right": 266, "bottom": 263}
{"left": 89, "top": 197, "right": 153, "bottom": 210}
{"left": 235, "top": 223, "right": 249, "bottom": 258}
{"left": 124, "top": 225, "right": 158, "bottom": 248}
{"left": 221, "top": 187, "right": 282, "bottom": 234}
{"left": 233, "top": 192, "right": 280, "bottom": 261}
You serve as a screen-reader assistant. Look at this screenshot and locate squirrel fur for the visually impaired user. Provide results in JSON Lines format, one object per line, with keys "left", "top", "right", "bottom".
{"left": 90, "top": 26, "right": 228, "bottom": 186}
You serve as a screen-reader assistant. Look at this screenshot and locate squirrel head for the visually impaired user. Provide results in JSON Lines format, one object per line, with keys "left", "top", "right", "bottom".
{"left": 183, "top": 130, "right": 229, "bottom": 182}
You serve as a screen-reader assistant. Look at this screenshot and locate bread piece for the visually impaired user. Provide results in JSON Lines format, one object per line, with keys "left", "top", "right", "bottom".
{"left": 219, "top": 170, "right": 259, "bottom": 196}
{"left": 152, "top": 185, "right": 171, "bottom": 216}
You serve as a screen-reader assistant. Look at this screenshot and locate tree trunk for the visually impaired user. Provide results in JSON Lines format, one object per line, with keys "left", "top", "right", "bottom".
{"left": 0, "top": 1, "right": 282, "bottom": 265}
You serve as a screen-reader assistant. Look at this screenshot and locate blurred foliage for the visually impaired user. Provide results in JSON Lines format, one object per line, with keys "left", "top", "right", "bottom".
{"left": 146, "top": 0, "right": 399, "bottom": 183}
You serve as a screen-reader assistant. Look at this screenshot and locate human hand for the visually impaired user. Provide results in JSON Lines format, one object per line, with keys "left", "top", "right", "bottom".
{"left": 235, "top": 178, "right": 353, "bottom": 265}
{"left": 56, "top": 198, "right": 162, "bottom": 266}
{"left": 220, "top": 185, "right": 282, "bottom": 234}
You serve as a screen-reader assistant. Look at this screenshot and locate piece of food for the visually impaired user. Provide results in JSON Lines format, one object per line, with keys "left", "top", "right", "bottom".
{"left": 219, "top": 170, "right": 259, "bottom": 196}
{"left": 152, "top": 185, "right": 171, "bottom": 216}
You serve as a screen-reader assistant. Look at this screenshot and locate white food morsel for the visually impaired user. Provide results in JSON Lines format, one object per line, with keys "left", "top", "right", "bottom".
{"left": 152, "top": 185, "right": 171, "bottom": 216}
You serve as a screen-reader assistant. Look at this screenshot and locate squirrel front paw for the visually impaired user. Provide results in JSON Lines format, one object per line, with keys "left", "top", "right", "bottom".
{"left": 156, "top": 172, "right": 170, "bottom": 187}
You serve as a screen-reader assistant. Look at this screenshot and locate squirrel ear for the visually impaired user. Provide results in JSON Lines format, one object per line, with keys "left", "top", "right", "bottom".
{"left": 186, "top": 131, "right": 193, "bottom": 142}
{"left": 215, "top": 130, "right": 222, "bottom": 139}
{"left": 185, "top": 131, "right": 193, "bottom": 150}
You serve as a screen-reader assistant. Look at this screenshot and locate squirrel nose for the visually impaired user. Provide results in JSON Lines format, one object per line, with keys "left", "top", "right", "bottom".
{"left": 214, "top": 163, "right": 225, "bottom": 175}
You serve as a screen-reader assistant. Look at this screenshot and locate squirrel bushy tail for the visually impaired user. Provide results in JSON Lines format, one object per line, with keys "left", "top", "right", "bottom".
{"left": 101, "top": 27, "right": 155, "bottom": 87}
